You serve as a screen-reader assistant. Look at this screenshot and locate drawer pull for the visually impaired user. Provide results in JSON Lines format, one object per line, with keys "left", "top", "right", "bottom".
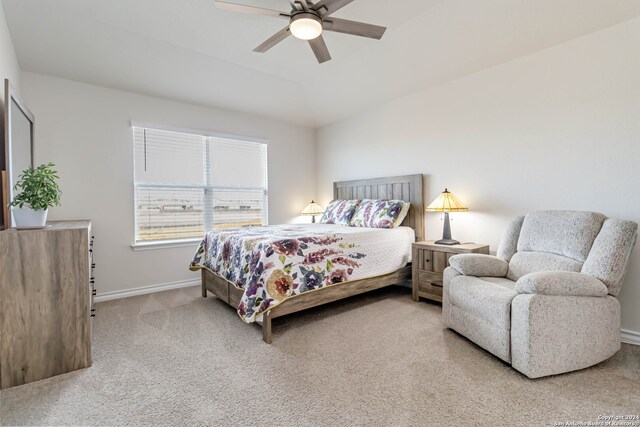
{"left": 90, "top": 279, "right": 95, "bottom": 284}
{"left": 91, "top": 308, "right": 96, "bottom": 317}
{"left": 92, "top": 263, "right": 96, "bottom": 269}
{"left": 92, "top": 289, "right": 96, "bottom": 296}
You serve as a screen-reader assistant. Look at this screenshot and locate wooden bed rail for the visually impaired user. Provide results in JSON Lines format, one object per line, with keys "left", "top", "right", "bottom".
{"left": 202, "top": 266, "right": 412, "bottom": 343}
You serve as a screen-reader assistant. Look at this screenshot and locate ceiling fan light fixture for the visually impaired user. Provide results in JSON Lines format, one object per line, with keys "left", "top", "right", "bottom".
{"left": 289, "top": 13, "right": 323, "bottom": 40}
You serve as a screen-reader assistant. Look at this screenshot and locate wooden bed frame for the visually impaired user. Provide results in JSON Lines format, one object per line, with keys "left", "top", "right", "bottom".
{"left": 201, "top": 174, "right": 424, "bottom": 343}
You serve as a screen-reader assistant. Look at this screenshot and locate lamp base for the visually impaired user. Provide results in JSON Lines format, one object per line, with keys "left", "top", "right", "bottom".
{"left": 434, "top": 238, "right": 461, "bottom": 246}
{"left": 436, "top": 212, "right": 459, "bottom": 245}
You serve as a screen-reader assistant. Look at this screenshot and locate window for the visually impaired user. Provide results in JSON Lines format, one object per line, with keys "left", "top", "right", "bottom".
{"left": 133, "top": 126, "right": 268, "bottom": 243}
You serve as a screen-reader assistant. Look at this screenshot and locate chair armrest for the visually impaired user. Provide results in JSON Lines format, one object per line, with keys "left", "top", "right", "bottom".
{"left": 448, "top": 254, "right": 509, "bottom": 277}
{"left": 515, "top": 271, "right": 608, "bottom": 297}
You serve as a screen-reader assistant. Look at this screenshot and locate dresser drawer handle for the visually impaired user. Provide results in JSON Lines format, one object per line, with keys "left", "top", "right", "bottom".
{"left": 90, "top": 279, "right": 95, "bottom": 284}
{"left": 92, "top": 263, "right": 96, "bottom": 269}
{"left": 91, "top": 308, "right": 96, "bottom": 317}
{"left": 92, "top": 289, "right": 96, "bottom": 296}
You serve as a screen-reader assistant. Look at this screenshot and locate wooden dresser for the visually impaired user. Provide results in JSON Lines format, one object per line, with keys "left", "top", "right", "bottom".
{"left": 0, "top": 220, "right": 95, "bottom": 389}
{"left": 412, "top": 241, "right": 489, "bottom": 303}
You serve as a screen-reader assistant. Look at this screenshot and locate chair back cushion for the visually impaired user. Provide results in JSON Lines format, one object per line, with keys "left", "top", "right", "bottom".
{"left": 497, "top": 216, "right": 525, "bottom": 261}
{"left": 507, "top": 251, "right": 583, "bottom": 281}
{"left": 517, "top": 211, "right": 606, "bottom": 262}
{"left": 581, "top": 219, "right": 638, "bottom": 296}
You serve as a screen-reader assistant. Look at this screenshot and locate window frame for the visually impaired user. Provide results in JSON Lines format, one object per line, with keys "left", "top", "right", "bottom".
{"left": 130, "top": 122, "right": 268, "bottom": 250}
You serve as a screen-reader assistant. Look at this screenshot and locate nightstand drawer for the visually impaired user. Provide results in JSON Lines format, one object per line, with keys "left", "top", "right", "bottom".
{"left": 412, "top": 241, "right": 489, "bottom": 303}
{"left": 432, "top": 251, "right": 449, "bottom": 273}
{"left": 418, "top": 279, "right": 443, "bottom": 297}
{"left": 417, "top": 249, "right": 452, "bottom": 272}
{"left": 419, "top": 271, "right": 443, "bottom": 287}
{"left": 419, "top": 249, "right": 433, "bottom": 271}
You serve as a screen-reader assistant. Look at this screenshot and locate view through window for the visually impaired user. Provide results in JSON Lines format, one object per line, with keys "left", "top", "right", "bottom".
{"left": 133, "top": 127, "right": 268, "bottom": 242}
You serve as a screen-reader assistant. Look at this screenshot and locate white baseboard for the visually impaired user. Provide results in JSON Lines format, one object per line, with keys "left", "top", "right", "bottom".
{"left": 94, "top": 278, "right": 200, "bottom": 303}
{"left": 621, "top": 329, "right": 640, "bottom": 346}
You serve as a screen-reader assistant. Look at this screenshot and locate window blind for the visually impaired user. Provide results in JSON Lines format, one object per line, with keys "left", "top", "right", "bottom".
{"left": 133, "top": 127, "right": 268, "bottom": 243}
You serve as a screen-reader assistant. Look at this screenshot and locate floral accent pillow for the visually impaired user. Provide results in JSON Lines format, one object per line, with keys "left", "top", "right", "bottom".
{"left": 319, "top": 199, "right": 361, "bottom": 225}
{"left": 350, "top": 199, "right": 410, "bottom": 228}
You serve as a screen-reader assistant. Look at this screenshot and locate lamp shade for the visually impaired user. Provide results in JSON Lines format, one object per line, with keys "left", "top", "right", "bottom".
{"left": 426, "top": 189, "right": 468, "bottom": 212}
{"left": 301, "top": 200, "right": 324, "bottom": 216}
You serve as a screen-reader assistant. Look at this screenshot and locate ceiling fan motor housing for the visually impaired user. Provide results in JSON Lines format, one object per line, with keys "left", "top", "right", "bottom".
{"left": 289, "top": 11, "right": 323, "bottom": 40}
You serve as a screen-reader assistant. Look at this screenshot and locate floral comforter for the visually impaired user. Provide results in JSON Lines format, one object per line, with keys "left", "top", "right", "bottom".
{"left": 190, "top": 224, "right": 414, "bottom": 322}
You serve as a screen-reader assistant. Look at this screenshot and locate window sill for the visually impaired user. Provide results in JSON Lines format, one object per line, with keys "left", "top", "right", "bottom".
{"left": 131, "top": 238, "right": 202, "bottom": 251}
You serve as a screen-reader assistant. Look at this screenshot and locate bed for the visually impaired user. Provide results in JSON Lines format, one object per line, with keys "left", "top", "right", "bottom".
{"left": 189, "top": 174, "right": 424, "bottom": 343}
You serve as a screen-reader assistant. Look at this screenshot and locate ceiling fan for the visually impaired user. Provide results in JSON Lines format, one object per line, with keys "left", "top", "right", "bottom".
{"left": 215, "top": 0, "right": 387, "bottom": 63}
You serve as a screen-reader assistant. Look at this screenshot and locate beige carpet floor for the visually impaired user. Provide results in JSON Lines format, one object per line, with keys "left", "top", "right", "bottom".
{"left": 1, "top": 286, "right": 639, "bottom": 426}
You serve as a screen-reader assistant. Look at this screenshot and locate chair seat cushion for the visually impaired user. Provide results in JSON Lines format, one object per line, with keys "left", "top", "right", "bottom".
{"left": 449, "top": 276, "right": 517, "bottom": 328}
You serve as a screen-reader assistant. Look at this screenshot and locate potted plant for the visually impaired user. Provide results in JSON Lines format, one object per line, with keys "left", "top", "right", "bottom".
{"left": 10, "top": 162, "right": 62, "bottom": 228}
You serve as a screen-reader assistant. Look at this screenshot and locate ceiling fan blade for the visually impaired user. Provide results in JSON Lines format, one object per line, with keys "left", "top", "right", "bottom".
{"left": 323, "top": 17, "right": 386, "bottom": 39}
{"left": 295, "top": 0, "right": 309, "bottom": 11}
{"left": 215, "top": 1, "right": 289, "bottom": 19}
{"left": 308, "top": 35, "right": 331, "bottom": 63}
{"left": 254, "top": 26, "right": 291, "bottom": 53}
{"left": 289, "top": 0, "right": 301, "bottom": 10}
{"left": 312, "top": 0, "right": 354, "bottom": 16}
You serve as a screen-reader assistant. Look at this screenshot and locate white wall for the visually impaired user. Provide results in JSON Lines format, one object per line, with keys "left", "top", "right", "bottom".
{"left": 0, "top": 2, "right": 20, "bottom": 97}
{"left": 21, "top": 72, "right": 316, "bottom": 296}
{"left": 316, "top": 18, "right": 640, "bottom": 334}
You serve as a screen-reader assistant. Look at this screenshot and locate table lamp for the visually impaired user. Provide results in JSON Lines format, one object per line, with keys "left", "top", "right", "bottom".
{"left": 301, "top": 200, "right": 324, "bottom": 223}
{"left": 426, "top": 188, "right": 468, "bottom": 245}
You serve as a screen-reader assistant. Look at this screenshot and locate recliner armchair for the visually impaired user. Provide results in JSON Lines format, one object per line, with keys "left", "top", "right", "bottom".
{"left": 443, "top": 210, "right": 637, "bottom": 378}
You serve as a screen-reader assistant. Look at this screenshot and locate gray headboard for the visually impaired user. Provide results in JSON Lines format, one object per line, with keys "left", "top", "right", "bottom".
{"left": 333, "top": 174, "right": 424, "bottom": 242}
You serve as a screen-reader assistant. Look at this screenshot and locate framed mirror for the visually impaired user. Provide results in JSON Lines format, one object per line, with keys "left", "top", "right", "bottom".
{"left": 1, "top": 78, "right": 34, "bottom": 230}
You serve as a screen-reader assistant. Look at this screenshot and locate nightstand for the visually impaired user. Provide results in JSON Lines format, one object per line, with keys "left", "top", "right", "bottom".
{"left": 412, "top": 241, "right": 490, "bottom": 302}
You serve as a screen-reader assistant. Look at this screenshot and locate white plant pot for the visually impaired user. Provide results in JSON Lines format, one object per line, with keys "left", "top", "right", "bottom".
{"left": 12, "top": 207, "right": 49, "bottom": 228}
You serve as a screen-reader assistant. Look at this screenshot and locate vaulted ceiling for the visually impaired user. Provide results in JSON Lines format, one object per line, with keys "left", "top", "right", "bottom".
{"left": 4, "top": 0, "right": 640, "bottom": 127}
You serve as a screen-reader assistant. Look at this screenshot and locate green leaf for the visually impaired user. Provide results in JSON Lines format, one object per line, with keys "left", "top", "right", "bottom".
{"left": 278, "top": 254, "right": 286, "bottom": 265}
{"left": 283, "top": 263, "right": 292, "bottom": 274}
{"left": 9, "top": 163, "right": 62, "bottom": 210}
